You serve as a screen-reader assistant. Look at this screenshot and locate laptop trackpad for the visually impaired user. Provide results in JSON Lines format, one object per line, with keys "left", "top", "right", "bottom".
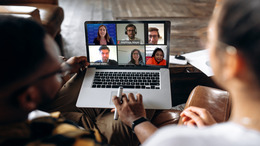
{"left": 109, "top": 91, "right": 138, "bottom": 105}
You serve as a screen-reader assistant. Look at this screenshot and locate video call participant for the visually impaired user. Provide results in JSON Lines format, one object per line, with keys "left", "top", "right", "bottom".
{"left": 123, "top": 24, "right": 143, "bottom": 43}
{"left": 146, "top": 48, "right": 166, "bottom": 66}
{"left": 93, "top": 25, "right": 114, "bottom": 45}
{"left": 128, "top": 49, "right": 144, "bottom": 66}
{"left": 95, "top": 45, "right": 118, "bottom": 65}
{"left": 148, "top": 27, "right": 160, "bottom": 44}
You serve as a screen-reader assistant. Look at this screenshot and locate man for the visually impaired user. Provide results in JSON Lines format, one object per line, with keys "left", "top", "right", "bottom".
{"left": 124, "top": 24, "right": 143, "bottom": 44}
{"left": 0, "top": 15, "right": 142, "bottom": 146}
{"left": 0, "top": 15, "right": 116, "bottom": 145}
{"left": 113, "top": 0, "right": 260, "bottom": 145}
{"left": 148, "top": 27, "right": 160, "bottom": 44}
{"left": 0, "top": 15, "right": 108, "bottom": 145}
{"left": 95, "top": 45, "right": 118, "bottom": 65}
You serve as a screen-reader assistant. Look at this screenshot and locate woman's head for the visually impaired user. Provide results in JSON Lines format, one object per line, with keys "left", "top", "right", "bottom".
{"left": 208, "top": 0, "right": 260, "bottom": 87}
{"left": 130, "top": 49, "right": 143, "bottom": 64}
{"left": 97, "top": 25, "right": 111, "bottom": 42}
{"left": 152, "top": 48, "right": 164, "bottom": 63}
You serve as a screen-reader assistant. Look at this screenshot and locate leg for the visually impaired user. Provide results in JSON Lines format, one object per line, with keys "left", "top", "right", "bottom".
{"left": 95, "top": 109, "right": 156, "bottom": 146}
{"left": 39, "top": 70, "right": 156, "bottom": 145}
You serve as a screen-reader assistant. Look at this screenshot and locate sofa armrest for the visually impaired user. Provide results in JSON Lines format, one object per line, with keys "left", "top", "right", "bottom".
{"left": 152, "top": 85, "right": 231, "bottom": 128}
{"left": 178, "top": 85, "right": 231, "bottom": 124}
{"left": 0, "top": 5, "right": 41, "bottom": 23}
{"left": 0, "top": 0, "right": 58, "bottom": 5}
{"left": 151, "top": 109, "right": 181, "bottom": 128}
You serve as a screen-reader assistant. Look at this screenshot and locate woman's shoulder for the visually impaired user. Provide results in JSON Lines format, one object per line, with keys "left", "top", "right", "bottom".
{"left": 147, "top": 57, "right": 154, "bottom": 62}
{"left": 146, "top": 57, "right": 154, "bottom": 64}
{"left": 161, "top": 59, "right": 167, "bottom": 65}
{"left": 93, "top": 38, "right": 100, "bottom": 45}
{"left": 108, "top": 37, "right": 114, "bottom": 45}
{"left": 128, "top": 61, "right": 134, "bottom": 65}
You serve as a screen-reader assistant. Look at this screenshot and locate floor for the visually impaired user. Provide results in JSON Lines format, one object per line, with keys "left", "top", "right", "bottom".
{"left": 59, "top": 0, "right": 216, "bottom": 58}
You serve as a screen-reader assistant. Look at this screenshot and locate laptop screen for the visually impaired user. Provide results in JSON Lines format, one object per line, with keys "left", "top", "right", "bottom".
{"left": 84, "top": 21, "right": 171, "bottom": 68}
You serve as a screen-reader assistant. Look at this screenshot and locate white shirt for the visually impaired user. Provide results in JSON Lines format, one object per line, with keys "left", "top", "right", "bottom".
{"left": 143, "top": 122, "right": 260, "bottom": 146}
{"left": 123, "top": 37, "right": 144, "bottom": 44}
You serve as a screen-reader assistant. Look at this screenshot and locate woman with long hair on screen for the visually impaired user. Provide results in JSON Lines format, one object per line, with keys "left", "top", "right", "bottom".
{"left": 146, "top": 48, "right": 166, "bottom": 66}
{"left": 93, "top": 25, "right": 114, "bottom": 45}
{"left": 128, "top": 49, "right": 144, "bottom": 66}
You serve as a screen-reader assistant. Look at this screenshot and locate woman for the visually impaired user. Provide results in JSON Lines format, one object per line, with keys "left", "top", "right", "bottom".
{"left": 146, "top": 48, "right": 166, "bottom": 66}
{"left": 93, "top": 25, "right": 114, "bottom": 45}
{"left": 113, "top": 0, "right": 260, "bottom": 145}
{"left": 128, "top": 49, "right": 144, "bottom": 66}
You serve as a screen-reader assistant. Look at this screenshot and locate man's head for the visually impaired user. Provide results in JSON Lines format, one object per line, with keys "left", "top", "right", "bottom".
{"left": 125, "top": 24, "right": 137, "bottom": 40}
{"left": 0, "top": 16, "right": 63, "bottom": 121}
{"left": 99, "top": 45, "right": 110, "bottom": 63}
{"left": 148, "top": 27, "right": 160, "bottom": 44}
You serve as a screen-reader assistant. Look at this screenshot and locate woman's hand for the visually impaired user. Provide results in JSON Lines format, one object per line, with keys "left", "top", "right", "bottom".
{"left": 180, "top": 106, "right": 217, "bottom": 127}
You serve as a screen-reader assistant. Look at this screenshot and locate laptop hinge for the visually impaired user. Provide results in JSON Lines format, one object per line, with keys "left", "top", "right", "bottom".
{"left": 160, "top": 68, "right": 169, "bottom": 71}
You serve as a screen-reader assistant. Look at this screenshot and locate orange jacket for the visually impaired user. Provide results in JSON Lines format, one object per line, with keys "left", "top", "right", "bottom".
{"left": 146, "top": 57, "right": 166, "bottom": 66}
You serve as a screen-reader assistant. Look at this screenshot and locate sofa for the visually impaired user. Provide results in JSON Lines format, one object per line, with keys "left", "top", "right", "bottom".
{"left": 152, "top": 85, "right": 231, "bottom": 127}
{"left": 0, "top": 0, "right": 64, "bottom": 55}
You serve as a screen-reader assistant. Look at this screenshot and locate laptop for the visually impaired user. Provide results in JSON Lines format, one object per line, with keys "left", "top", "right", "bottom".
{"left": 76, "top": 21, "right": 172, "bottom": 109}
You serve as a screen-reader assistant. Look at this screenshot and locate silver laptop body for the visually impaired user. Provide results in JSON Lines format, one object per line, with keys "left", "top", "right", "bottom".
{"left": 76, "top": 21, "right": 172, "bottom": 109}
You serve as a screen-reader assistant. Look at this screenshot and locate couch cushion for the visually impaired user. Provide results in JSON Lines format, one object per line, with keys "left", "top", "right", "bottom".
{"left": 0, "top": 0, "right": 58, "bottom": 5}
{"left": 151, "top": 109, "right": 181, "bottom": 128}
{"left": 25, "top": 4, "right": 64, "bottom": 37}
{"left": 0, "top": 5, "right": 41, "bottom": 22}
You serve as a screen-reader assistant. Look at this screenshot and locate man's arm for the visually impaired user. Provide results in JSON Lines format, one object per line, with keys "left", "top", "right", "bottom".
{"left": 112, "top": 93, "right": 158, "bottom": 144}
{"left": 132, "top": 120, "right": 158, "bottom": 143}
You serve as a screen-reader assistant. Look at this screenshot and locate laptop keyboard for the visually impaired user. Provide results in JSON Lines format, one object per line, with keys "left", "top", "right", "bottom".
{"left": 92, "top": 71, "right": 160, "bottom": 89}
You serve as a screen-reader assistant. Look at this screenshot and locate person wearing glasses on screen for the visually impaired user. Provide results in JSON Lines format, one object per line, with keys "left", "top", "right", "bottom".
{"left": 123, "top": 24, "right": 143, "bottom": 44}
{"left": 146, "top": 48, "right": 166, "bottom": 66}
{"left": 148, "top": 27, "right": 161, "bottom": 45}
{"left": 128, "top": 49, "right": 144, "bottom": 66}
{"left": 93, "top": 25, "right": 114, "bottom": 45}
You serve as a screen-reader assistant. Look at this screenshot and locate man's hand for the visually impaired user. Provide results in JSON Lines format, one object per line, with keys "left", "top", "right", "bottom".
{"left": 113, "top": 93, "right": 158, "bottom": 144}
{"left": 112, "top": 93, "right": 146, "bottom": 127}
{"left": 180, "top": 106, "right": 217, "bottom": 127}
{"left": 66, "top": 56, "right": 89, "bottom": 74}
